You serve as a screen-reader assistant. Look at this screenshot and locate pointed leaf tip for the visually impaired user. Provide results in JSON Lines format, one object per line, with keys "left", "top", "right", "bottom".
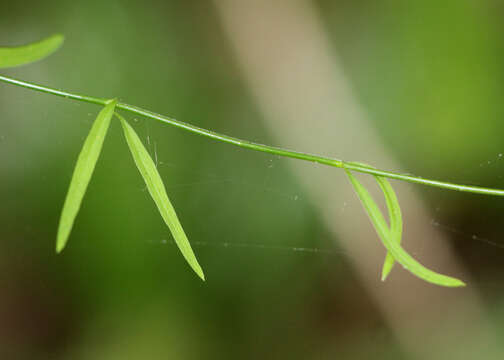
{"left": 56, "top": 100, "right": 117, "bottom": 253}
{"left": 0, "top": 34, "right": 65, "bottom": 69}
{"left": 117, "top": 113, "right": 205, "bottom": 280}
{"left": 344, "top": 167, "right": 465, "bottom": 287}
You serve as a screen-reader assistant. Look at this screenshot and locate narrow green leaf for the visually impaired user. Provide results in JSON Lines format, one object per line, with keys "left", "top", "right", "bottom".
{"left": 118, "top": 113, "right": 205, "bottom": 281}
{"left": 375, "top": 175, "right": 402, "bottom": 281}
{"left": 346, "top": 162, "right": 402, "bottom": 280}
{"left": 345, "top": 168, "right": 465, "bottom": 287}
{"left": 0, "top": 34, "right": 64, "bottom": 69}
{"left": 56, "top": 100, "right": 117, "bottom": 253}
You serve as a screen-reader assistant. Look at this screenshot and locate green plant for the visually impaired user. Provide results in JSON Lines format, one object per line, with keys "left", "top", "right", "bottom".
{"left": 2, "top": 34, "right": 502, "bottom": 287}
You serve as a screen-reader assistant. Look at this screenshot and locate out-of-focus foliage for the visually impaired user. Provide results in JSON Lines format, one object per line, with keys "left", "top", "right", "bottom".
{"left": 0, "top": 33, "right": 63, "bottom": 68}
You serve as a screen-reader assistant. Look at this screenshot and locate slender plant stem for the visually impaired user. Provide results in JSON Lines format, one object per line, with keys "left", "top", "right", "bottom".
{"left": 1, "top": 74, "right": 503, "bottom": 197}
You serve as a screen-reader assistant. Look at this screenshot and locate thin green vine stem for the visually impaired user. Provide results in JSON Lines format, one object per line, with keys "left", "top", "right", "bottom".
{"left": 1, "top": 73, "right": 504, "bottom": 197}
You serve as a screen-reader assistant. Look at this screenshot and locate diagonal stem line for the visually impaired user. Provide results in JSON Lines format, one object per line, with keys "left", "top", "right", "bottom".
{"left": 1, "top": 73, "right": 504, "bottom": 197}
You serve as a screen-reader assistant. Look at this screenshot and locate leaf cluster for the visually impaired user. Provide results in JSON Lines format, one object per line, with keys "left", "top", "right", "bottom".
{"left": 0, "top": 34, "right": 472, "bottom": 286}
{"left": 0, "top": 35, "right": 204, "bottom": 280}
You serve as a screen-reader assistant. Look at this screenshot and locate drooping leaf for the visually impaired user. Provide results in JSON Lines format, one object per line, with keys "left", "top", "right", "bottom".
{"left": 345, "top": 168, "right": 465, "bottom": 287}
{"left": 56, "top": 100, "right": 117, "bottom": 253}
{"left": 348, "top": 162, "right": 403, "bottom": 280}
{"left": 0, "top": 34, "right": 64, "bottom": 69}
{"left": 118, "top": 113, "right": 205, "bottom": 281}
{"left": 375, "top": 175, "right": 402, "bottom": 281}
{"left": 346, "top": 161, "right": 402, "bottom": 280}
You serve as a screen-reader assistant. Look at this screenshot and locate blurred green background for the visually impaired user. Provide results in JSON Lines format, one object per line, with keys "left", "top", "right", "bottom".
{"left": 2, "top": 1, "right": 504, "bottom": 359}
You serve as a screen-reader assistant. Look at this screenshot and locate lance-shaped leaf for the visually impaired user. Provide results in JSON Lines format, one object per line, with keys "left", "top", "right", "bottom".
{"left": 0, "top": 34, "right": 64, "bottom": 69}
{"left": 56, "top": 100, "right": 117, "bottom": 253}
{"left": 345, "top": 168, "right": 465, "bottom": 287}
{"left": 375, "top": 175, "right": 402, "bottom": 281}
{"left": 118, "top": 114, "right": 205, "bottom": 281}
{"left": 347, "top": 162, "right": 402, "bottom": 281}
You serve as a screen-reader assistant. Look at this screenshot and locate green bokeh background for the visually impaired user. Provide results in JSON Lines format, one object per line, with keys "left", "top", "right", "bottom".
{"left": 2, "top": 1, "right": 504, "bottom": 359}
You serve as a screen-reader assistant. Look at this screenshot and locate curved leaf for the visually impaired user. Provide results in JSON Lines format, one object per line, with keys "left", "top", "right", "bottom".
{"left": 0, "top": 34, "right": 64, "bottom": 69}
{"left": 351, "top": 162, "right": 403, "bottom": 281}
{"left": 56, "top": 100, "right": 117, "bottom": 253}
{"left": 346, "top": 162, "right": 402, "bottom": 280}
{"left": 118, "top": 113, "right": 205, "bottom": 281}
{"left": 345, "top": 167, "right": 465, "bottom": 287}
{"left": 376, "top": 175, "right": 403, "bottom": 281}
